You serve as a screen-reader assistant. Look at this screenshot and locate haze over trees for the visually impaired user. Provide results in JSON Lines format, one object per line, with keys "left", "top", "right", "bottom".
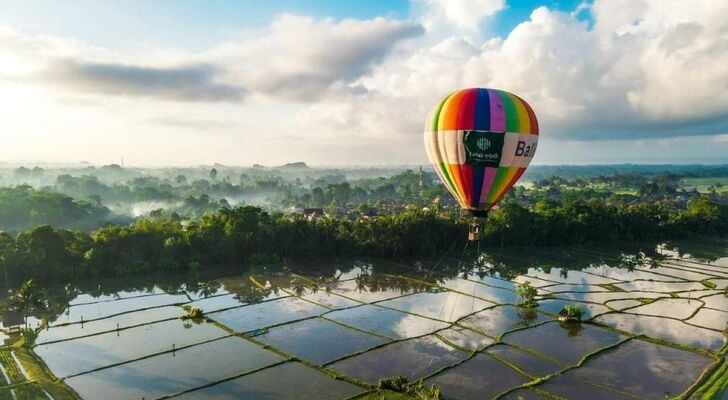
{"left": 0, "top": 163, "right": 726, "bottom": 286}
{"left": 0, "top": 194, "right": 725, "bottom": 286}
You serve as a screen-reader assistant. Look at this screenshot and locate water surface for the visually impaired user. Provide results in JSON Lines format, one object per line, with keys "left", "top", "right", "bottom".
{"left": 16, "top": 242, "right": 728, "bottom": 399}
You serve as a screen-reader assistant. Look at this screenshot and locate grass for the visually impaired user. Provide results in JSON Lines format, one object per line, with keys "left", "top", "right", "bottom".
{"left": 0, "top": 332, "right": 80, "bottom": 400}
{"left": 0, "top": 350, "right": 25, "bottom": 384}
{"left": 12, "top": 346, "right": 78, "bottom": 400}
{"left": 681, "top": 177, "right": 728, "bottom": 193}
{"left": 701, "top": 279, "right": 717, "bottom": 289}
{"left": 598, "top": 284, "right": 625, "bottom": 292}
{"left": 0, "top": 383, "right": 49, "bottom": 399}
{"left": 690, "top": 358, "right": 728, "bottom": 399}
{"left": 354, "top": 390, "right": 416, "bottom": 400}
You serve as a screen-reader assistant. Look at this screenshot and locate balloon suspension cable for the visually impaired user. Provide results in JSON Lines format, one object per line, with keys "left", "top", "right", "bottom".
{"left": 467, "top": 211, "right": 487, "bottom": 260}
{"left": 476, "top": 224, "right": 481, "bottom": 255}
{"left": 456, "top": 237, "right": 470, "bottom": 271}
{"left": 427, "top": 231, "right": 463, "bottom": 278}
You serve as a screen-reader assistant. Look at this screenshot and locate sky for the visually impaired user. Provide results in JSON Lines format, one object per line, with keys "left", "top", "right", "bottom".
{"left": 0, "top": 0, "right": 727, "bottom": 166}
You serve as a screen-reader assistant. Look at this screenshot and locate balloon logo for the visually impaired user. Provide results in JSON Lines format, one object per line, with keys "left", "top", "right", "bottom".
{"left": 424, "top": 88, "right": 539, "bottom": 217}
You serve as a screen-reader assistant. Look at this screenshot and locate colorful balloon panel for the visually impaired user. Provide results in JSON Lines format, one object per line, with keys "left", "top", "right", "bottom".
{"left": 424, "top": 88, "right": 539, "bottom": 214}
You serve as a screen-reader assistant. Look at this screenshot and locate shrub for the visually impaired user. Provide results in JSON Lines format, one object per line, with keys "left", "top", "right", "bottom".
{"left": 558, "top": 304, "right": 583, "bottom": 321}
{"left": 180, "top": 305, "right": 203, "bottom": 320}
{"left": 516, "top": 281, "right": 538, "bottom": 308}
{"left": 378, "top": 376, "right": 442, "bottom": 400}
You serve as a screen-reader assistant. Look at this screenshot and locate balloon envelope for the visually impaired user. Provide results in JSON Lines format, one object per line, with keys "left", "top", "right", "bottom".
{"left": 424, "top": 88, "right": 539, "bottom": 216}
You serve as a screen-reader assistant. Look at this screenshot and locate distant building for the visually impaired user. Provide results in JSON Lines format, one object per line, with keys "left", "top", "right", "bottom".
{"left": 291, "top": 203, "right": 305, "bottom": 214}
{"left": 1, "top": 310, "right": 25, "bottom": 340}
{"left": 303, "top": 208, "right": 324, "bottom": 219}
{"left": 362, "top": 207, "right": 378, "bottom": 217}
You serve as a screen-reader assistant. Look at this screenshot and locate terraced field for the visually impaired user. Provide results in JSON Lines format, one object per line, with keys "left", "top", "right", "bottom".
{"left": 2, "top": 242, "right": 727, "bottom": 399}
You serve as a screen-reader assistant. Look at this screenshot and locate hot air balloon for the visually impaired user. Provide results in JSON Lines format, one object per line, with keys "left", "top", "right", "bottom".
{"left": 424, "top": 88, "right": 539, "bottom": 240}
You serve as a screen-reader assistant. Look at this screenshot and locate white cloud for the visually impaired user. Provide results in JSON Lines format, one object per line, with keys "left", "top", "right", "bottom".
{"left": 296, "top": 0, "right": 728, "bottom": 150}
{"left": 207, "top": 14, "right": 423, "bottom": 100}
{"left": 0, "top": 14, "right": 423, "bottom": 102}
{"left": 418, "top": 0, "right": 505, "bottom": 30}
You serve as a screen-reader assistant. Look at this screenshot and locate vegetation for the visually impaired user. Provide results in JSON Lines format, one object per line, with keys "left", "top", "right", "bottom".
{"left": 8, "top": 346, "right": 77, "bottom": 400}
{"left": 0, "top": 349, "right": 25, "bottom": 383}
{"left": 516, "top": 281, "right": 538, "bottom": 308}
{"left": 0, "top": 186, "right": 112, "bottom": 232}
{"left": 0, "top": 164, "right": 727, "bottom": 286}
{"left": 558, "top": 304, "right": 583, "bottom": 322}
{"left": 0, "top": 192, "right": 725, "bottom": 286}
{"left": 180, "top": 305, "right": 203, "bottom": 320}
{"left": 691, "top": 358, "right": 728, "bottom": 400}
{"left": 1, "top": 164, "right": 728, "bottom": 231}
{"left": 357, "top": 390, "right": 416, "bottom": 400}
{"left": 4, "top": 280, "right": 47, "bottom": 328}
{"left": 377, "top": 376, "right": 441, "bottom": 400}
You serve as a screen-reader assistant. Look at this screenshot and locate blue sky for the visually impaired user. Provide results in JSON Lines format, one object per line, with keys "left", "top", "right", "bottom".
{"left": 0, "top": 0, "right": 410, "bottom": 50}
{"left": 0, "top": 0, "right": 726, "bottom": 166}
{"left": 0, "top": 0, "right": 594, "bottom": 50}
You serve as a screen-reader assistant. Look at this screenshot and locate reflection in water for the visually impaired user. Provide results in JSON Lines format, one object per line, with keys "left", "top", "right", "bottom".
{"left": 207, "top": 297, "right": 328, "bottom": 333}
{"left": 255, "top": 318, "right": 389, "bottom": 364}
{"left": 516, "top": 307, "right": 540, "bottom": 328}
{"left": 329, "top": 335, "right": 468, "bottom": 383}
{"left": 459, "top": 305, "right": 551, "bottom": 337}
{"left": 64, "top": 336, "right": 284, "bottom": 400}
{"left": 626, "top": 298, "right": 703, "bottom": 319}
{"left": 485, "top": 344, "right": 562, "bottom": 378}
{"left": 425, "top": 353, "right": 530, "bottom": 399}
{"left": 325, "top": 304, "right": 449, "bottom": 340}
{"left": 567, "top": 339, "right": 713, "bottom": 399}
{"left": 687, "top": 308, "right": 728, "bottom": 331}
{"left": 503, "top": 322, "right": 625, "bottom": 365}
{"left": 2, "top": 242, "right": 727, "bottom": 400}
{"left": 175, "top": 362, "right": 362, "bottom": 400}
{"left": 595, "top": 313, "right": 726, "bottom": 351}
{"left": 559, "top": 321, "right": 585, "bottom": 337}
{"left": 376, "top": 291, "right": 494, "bottom": 322}
{"left": 436, "top": 327, "right": 494, "bottom": 351}
{"left": 36, "top": 306, "right": 183, "bottom": 344}
{"left": 1, "top": 242, "right": 722, "bottom": 329}
{"left": 36, "top": 319, "right": 228, "bottom": 377}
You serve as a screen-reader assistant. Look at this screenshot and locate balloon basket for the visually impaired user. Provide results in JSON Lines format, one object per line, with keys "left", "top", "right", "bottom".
{"left": 468, "top": 222, "right": 481, "bottom": 242}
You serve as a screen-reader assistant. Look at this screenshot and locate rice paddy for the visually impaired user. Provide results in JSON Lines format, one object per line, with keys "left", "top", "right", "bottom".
{"left": 2, "top": 241, "right": 727, "bottom": 399}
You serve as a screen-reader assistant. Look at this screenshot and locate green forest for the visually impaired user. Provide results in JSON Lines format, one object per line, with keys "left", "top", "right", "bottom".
{"left": 0, "top": 163, "right": 727, "bottom": 285}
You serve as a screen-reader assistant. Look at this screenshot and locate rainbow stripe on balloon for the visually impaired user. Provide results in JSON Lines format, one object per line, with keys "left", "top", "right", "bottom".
{"left": 424, "top": 88, "right": 539, "bottom": 214}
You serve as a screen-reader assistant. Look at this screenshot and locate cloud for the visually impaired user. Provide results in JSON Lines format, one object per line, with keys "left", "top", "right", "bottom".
{"left": 418, "top": 0, "right": 505, "bottom": 30}
{"left": 31, "top": 60, "right": 245, "bottom": 101}
{"left": 208, "top": 14, "right": 424, "bottom": 100}
{"left": 296, "top": 0, "right": 728, "bottom": 145}
{"left": 1, "top": 14, "right": 422, "bottom": 103}
{"left": 146, "top": 116, "right": 234, "bottom": 130}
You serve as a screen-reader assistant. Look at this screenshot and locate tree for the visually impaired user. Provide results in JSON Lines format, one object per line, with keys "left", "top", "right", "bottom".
{"left": 8, "top": 280, "right": 45, "bottom": 328}
{"left": 209, "top": 168, "right": 218, "bottom": 180}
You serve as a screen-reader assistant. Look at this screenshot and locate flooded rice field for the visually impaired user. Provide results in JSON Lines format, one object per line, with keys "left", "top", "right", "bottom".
{"left": 2, "top": 241, "right": 727, "bottom": 399}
